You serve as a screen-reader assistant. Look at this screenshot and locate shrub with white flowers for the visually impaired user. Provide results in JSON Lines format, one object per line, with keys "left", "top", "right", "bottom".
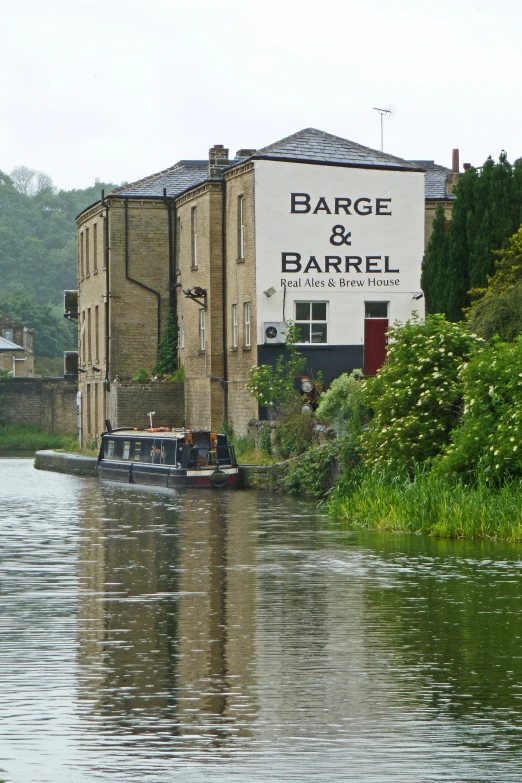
{"left": 436, "top": 335, "right": 522, "bottom": 480}
{"left": 361, "top": 314, "right": 483, "bottom": 470}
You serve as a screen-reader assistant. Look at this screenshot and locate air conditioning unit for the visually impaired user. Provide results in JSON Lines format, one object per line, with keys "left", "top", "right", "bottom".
{"left": 263, "top": 322, "right": 287, "bottom": 344}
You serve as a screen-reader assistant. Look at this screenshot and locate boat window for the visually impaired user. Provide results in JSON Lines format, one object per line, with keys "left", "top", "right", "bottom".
{"left": 122, "top": 441, "right": 131, "bottom": 460}
{"left": 107, "top": 440, "right": 115, "bottom": 458}
{"left": 135, "top": 441, "right": 141, "bottom": 461}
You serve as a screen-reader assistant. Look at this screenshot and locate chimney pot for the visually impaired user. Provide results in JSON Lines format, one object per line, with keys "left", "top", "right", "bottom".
{"left": 463, "top": 163, "right": 471, "bottom": 172}
{"left": 452, "top": 149, "right": 460, "bottom": 173}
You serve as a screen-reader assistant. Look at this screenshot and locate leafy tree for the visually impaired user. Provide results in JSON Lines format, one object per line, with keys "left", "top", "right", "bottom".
{"left": 360, "top": 314, "right": 483, "bottom": 471}
{"left": 153, "top": 308, "right": 179, "bottom": 375}
{"left": 246, "top": 322, "right": 306, "bottom": 411}
{"left": 0, "top": 286, "right": 76, "bottom": 358}
{"left": 467, "top": 225, "right": 522, "bottom": 341}
{"left": 436, "top": 336, "right": 522, "bottom": 481}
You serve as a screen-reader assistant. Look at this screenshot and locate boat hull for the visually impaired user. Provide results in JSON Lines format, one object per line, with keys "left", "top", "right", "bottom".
{"left": 97, "top": 460, "right": 239, "bottom": 489}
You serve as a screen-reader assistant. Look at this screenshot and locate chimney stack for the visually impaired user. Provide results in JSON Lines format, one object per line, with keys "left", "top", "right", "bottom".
{"left": 208, "top": 144, "right": 229, "bottom": 179}
{"left": 452, "top": 148, "right": 460, "bottom": 173}
{"left": 463, "top": 163, "right": 471, "bottom": 172}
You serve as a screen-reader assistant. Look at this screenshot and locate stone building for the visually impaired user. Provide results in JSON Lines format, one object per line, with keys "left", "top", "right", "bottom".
{"left": 410, "top": 149, "right": 465, "bottom": 247}
{"left": 75, "top": 128, "right": 460, "bottom": 438}
{"left": 0, "top": 312, "right": 34, "bottom": 376}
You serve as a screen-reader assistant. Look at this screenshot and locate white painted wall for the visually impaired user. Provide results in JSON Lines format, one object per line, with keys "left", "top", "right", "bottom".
{"left": 254, "top": 160, "right": 425, "bottom": 346}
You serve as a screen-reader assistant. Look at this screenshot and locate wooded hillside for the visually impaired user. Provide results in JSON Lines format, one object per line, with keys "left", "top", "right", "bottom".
{"left": 0, "top": 168, "right": 116, "bottom": 365}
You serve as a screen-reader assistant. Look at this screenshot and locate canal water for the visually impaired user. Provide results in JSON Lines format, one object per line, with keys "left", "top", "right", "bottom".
{"left": 2, "top": 459, "right": 522, "bottom": 782}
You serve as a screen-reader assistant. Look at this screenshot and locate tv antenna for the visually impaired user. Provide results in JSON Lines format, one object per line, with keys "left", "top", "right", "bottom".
{"left": 373, "top": 106, "right": 394, "bottom": 152}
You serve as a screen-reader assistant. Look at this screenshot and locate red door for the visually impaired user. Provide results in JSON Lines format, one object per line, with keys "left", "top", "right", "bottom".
{"left": 364, "top": 319, "right": 388, "bottom": 375}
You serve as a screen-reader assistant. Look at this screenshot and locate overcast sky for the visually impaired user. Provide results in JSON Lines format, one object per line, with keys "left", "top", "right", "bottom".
{"left": 3, "top": 0, "right": 521, "bottom": 191}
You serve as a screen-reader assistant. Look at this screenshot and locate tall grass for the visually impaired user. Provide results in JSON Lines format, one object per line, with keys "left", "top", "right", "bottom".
{"left": 327, "top": 468, "right": 522, "bottom": 542}
{"left": 0, "top": 424, "right": 76, "bottom": 452}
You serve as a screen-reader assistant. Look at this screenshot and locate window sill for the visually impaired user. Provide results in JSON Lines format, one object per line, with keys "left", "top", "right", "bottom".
{"left": 86, "top": 274, "right": 90, "bottom": 278}
{"left": 237, "top": 257, "right": 245, "bottom": 264}
{"left": 197, "top": 349, "right": 206, "bottom": 355}
{"left": 93, "top": 270, "right": 98, "bottom": 275}
{"left": 230, "top": 347, "right": 238, "bottom": 352}
{"left": 190, "top": 265, "right": 198, "bottom": 272}
{"left": 243, "top": 346, "right": 252, "bottom": 352}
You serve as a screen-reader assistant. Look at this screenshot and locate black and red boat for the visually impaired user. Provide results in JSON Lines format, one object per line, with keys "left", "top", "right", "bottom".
{"left": 97, "top": 426, "right": 239, "bottom": 489}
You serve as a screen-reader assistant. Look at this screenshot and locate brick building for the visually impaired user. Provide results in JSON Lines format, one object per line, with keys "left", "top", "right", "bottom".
{"left": 0, "top": 312, "right": 34, "bottom": 376}
{"left": 75, "top": 128, "right": 460, "bottom": 438}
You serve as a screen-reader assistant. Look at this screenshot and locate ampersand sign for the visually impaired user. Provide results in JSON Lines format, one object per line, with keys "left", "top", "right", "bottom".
{"left": 330, "top": 225, "right": 352, "bottom": 246}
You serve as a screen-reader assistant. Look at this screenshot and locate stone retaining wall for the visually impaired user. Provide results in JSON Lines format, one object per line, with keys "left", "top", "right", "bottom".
{"left": 3, "top": 377, "right": 77, "bottom": 434}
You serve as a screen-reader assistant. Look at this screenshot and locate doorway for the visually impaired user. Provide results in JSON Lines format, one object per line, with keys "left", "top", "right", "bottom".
{"left": 364, "top": 302, "right": 389, "bottom": 375}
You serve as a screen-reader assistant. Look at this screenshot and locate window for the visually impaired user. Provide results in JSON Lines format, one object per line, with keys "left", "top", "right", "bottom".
{"left": 80, "top": 232, "right": 84, "bottom": 279}
{"left": 122, "top": 441, "right": 131, "bottom": 460}
{"left": 87, "top": 308, "right": 92, "bottom": 363}
{"left": 135, "top": 442, "right": 142, "bottom": 461}
{"left": 85, "top": 227, "right": 90, "bottom": 276}
{"left": 2, "top": 329, "right": 13, "bottom": 343}
{"left": 238, "top": 195, "right": 245, "bottom": 260}
{"left": 93, "top": 223, "right": 98, "bottom": 273}
{"left": 95, "top": 306, "right": 99, "bottom": 362}
{"left": 94, "top": 384, "right": 98, "bottom": 435}
{"left": 180, "top": 320, "right": 185, "bottom": 349}
{"left": 107, "top": 439, "right": 115, "bottom": 457}
{"left": 86, "top": 383, "right": 91, "bottom": 433}
{"left": 199, "top": 308, "right": 205, "bottom": 351}
{"left": 243, "top": 302, "right": 251, "bottom": 347}
{"left": 191, "top": 206, "right": 198, "bottom": 268}
{"left": 232, "top": 304, "right": 238, "bottom": 348}
{"left": 81, "top": 311, "right": 86, "bottom": 364}
{"left": 23, "top": 329, "right": 32, "bottom": 350}
{"left": 102, "top": 218, "right": 106, "bottom": 270}
{"left": 295, "top": 302, "right": 328, "bottom": 343}
{"left": 176, "top": 216, "right": 181, "bottom": 273}
{"left": 365, "top": 301, "right": 389, "bottom": 318}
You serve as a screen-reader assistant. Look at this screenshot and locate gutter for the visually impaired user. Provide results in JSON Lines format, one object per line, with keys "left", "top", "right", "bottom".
{"left": 124, "top": 198, "right": 162, "bottom": 347}
{"left": 221, "top": 180, "right": 228, "bottom": 421}
{"left": 102, "top": 190, "right": 111, "bottom": 391}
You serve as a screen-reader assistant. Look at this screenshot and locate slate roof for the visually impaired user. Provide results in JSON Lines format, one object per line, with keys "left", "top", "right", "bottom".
{"left": 251, "top": 128, "right": 419, "bottom": 170}
{"left": 409, "top": 160, "right": 455, "bottom": 200}
{"left": 102, "top": 129, "right": 428, "bottom": 205}
{"left": 111, "top": 160, "right": 209, "bottom": 198}
{"left": 0, "top": 336, "right": 23, "bottom": 352}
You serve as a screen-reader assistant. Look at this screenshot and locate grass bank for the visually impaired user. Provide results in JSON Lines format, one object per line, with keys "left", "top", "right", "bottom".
{"left": 327, "top": 470, "right": 522, "bottom": 542}
{"left": 0, "top": 424, "right": 78, "bottom": 453}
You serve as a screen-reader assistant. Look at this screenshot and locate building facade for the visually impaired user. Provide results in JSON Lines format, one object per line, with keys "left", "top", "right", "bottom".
{"left": 0, "top": 312, "right": 34, "bottom": 376}
{"left": 76, "top": 129, "right": 456, "bottom": 439}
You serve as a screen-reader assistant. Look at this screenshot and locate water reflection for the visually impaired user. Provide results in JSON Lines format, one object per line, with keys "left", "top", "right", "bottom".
{"left": 76, "top": 484, "right": 258, "bottom": 750}
{"left": 3, "top": 460, "right": 522, "bottom": 781}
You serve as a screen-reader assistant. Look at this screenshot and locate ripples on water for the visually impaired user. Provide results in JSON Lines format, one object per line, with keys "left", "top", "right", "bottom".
{"left": 1, "top": 459, "right": 522, "bottom": 781}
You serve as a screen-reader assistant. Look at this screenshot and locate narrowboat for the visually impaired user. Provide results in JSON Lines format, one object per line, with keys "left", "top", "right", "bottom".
{"left": 97, "top": 426, "right": 239, "bottom": 488}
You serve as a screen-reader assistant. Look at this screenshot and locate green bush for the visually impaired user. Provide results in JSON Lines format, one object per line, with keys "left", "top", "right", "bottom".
{"left": 316, "top": 369, "right": 369, "bottom": 436}
{"left": 246, "top": 322, "right": 306, "bottom": 411}
{"left": 436, "top": 336, "right": 522, "bottom": 481}
{"left": 259, "top": 424, "right": 272, "bottom": 455}
{"left": 361, "top": 314, "right": 483, "bottom": 471}
{"left": 273, "top": 405, "right": 318, "bottom": 459}
{"left": 281, "top": 438, "right": 362, "bottom": 497}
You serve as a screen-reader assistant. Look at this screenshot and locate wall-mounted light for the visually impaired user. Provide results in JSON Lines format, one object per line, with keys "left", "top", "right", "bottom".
{"left": 78, "top": 367, "right": 87, "bottom": 373}
{"left": 412, "top": 292, "right": 424, "bottom": 300}
{"left": 264, "top": 286, "right": 277, "bottom": 298}
{"left": 182, "top": 286, "right": 207, "bottom": 308}
{"left": 92, "top": 365, "right": 101, "bottom": 372}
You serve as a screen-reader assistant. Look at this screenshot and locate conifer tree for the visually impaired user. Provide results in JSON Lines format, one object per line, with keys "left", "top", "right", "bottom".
{"left": 421, "top": 204, "right": 448, "bottom": 314}
{"left": 423, "top": 152, "right": 522, "bottom": 321}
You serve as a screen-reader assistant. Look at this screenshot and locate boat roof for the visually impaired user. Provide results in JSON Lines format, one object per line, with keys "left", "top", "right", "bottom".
{"left": 105, "top": 428, "right": 222, "bottom": 438}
